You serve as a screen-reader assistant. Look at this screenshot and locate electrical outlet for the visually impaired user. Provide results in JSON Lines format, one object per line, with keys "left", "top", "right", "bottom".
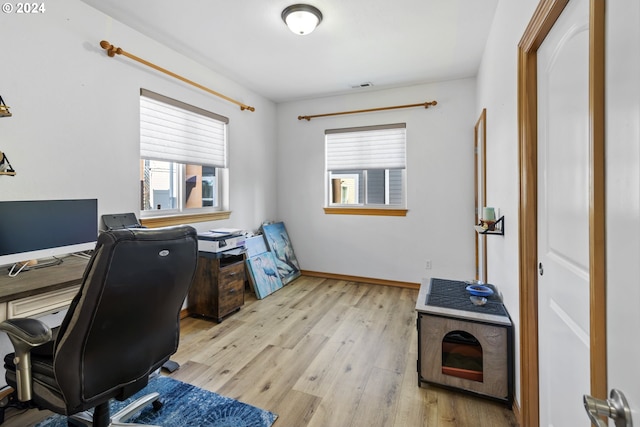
{"left": 425, "top": 259, "right": 432, "bottom": 270}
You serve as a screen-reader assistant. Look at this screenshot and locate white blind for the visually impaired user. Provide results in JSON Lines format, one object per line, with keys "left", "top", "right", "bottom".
{"left": 140, "top": 89, "right": 229, "bottom": 168}
{"left": 325, "top": 123, "right": 406, "bottom": 171}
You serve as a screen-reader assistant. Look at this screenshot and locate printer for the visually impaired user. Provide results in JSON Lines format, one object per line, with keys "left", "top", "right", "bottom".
{"left": 197, "top": 231, "right": 245, "bottom": 254}
{"left": 101, "top": 212, "right": 145, "bottom": 231}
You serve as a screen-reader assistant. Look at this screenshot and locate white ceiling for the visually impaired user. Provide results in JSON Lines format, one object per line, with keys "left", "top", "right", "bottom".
{"left": 80, "top": 0, "right": 498, "bottom": 103}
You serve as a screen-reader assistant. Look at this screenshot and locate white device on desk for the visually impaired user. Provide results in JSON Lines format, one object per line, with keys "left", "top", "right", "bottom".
{"left": 197, "top": 232, "right": 245, "bottom": 253}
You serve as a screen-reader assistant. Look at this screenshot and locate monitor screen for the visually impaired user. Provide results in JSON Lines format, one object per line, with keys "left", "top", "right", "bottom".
{"left": 0, "top": 199, "right": 98, "bottom": 266}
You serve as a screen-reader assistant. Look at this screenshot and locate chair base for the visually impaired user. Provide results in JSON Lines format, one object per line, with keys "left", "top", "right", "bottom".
{"left": 67, "top": 392, "right": 162, "bottom": 427}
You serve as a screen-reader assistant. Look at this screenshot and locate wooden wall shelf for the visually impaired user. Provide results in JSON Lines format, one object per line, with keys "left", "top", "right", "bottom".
{"left": 474, "top": 216, "right": 504, "bottom": 236}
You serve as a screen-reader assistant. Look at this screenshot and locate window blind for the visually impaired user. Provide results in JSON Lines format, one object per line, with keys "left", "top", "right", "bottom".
{"left": 140, "top": 89, "right": 229, "bottom": 168}
{"left": 325, "top": 123, "right": 406, "bottom": 171}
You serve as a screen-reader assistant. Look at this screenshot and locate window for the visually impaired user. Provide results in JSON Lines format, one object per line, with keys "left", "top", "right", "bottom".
{"left": 325, "top": 123, "right": 407, "bottom": 211}
{"left": 139, "top": 89, "right": 228, "bottom": 217}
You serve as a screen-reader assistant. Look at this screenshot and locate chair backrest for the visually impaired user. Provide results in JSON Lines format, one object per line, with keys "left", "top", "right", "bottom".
{"left": 52, "top": 225, "right": 197, "bottom": 414}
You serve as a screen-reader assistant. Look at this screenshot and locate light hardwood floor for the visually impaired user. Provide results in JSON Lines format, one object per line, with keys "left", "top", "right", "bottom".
{"left": 1, "top": 276, "right": 518, "bottom": 427}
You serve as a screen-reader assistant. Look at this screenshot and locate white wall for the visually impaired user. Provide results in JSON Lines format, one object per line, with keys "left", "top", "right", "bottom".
{"left": 606, "top": 0, "right": 640, "bottom": 417}
{"left": 0, "top": 0, "right": 278, "bottom": 232}
{"left": 276, "top": 79, "right": 477, "bottom": 284}
{"left": 475, "top": 0, "right": 540, "bottom": 410}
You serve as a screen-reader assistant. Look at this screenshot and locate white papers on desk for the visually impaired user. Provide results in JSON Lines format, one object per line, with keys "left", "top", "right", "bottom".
{"left": 210, "top": 228, "right": 242, "bottom": 235}
{"left": 223, "top": 247, "right": 246, "bottom": 256}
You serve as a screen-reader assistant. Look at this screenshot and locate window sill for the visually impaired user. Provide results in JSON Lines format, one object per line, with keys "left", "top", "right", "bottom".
{"left": 323, "top": 207, "right": 408, "bottom": 217}
{"left": 140, "top": 211, "right": 231, "bottom": 228}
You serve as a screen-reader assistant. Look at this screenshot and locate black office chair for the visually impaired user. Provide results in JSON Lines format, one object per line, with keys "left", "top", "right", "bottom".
{"left": 0, "top": 225, "right": 198, "bottom": 426}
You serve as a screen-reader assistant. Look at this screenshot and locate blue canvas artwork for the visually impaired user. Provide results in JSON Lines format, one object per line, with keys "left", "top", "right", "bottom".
{"left": 246, "top": 251, "right": 283, "bottom": 299}
{"left": 245, "top": 235, "right": 268, "bottom": 257}
{"left": 261, "top": 222, "right": 301, "bottom": 285}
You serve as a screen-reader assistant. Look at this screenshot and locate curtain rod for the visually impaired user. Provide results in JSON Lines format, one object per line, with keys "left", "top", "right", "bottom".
{"left": 298, "top": 100, "right": 437, "bottom": 121}
{"left": 99, "top": 40, "right": 255, "bottom": 112}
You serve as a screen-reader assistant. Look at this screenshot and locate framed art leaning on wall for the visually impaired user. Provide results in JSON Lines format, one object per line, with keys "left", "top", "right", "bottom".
{"left": 261, "top": 222, "right": 301, "bottom": 285}
{"left": 246, "top": 251, "right": 283, "bottom": 299}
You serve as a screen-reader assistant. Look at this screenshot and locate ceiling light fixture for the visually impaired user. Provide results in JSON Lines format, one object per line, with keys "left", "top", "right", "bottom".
{"left": 282, "top": 4, "right": 323, "bottom": 36}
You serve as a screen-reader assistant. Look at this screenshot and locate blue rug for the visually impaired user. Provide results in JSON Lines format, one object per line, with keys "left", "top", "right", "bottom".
{"left": 35, "top": 375, "right": 277, "bottom": 427}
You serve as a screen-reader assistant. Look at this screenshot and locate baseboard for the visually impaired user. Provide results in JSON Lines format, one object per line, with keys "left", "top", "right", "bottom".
{"left": 179, "top": 273, "right": 418, "bottom": 318}
{"left": 300, "top": 270, "right": 420, "bottom": 290}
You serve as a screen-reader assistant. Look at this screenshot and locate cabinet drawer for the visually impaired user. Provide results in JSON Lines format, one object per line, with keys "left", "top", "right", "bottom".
{"left": 218, "top": 262, "right": 244, "bottom": 318}
{"left": 7, "top": 285, "right": 80, "bottom": 319}
{"left": 219, "top": 261, "right": 245, "bottom": 285}
{"left": 218, "top": 280, "right": 244, "bottom": 315}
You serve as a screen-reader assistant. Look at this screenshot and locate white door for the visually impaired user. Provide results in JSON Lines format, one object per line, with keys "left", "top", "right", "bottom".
{"left": 537, "top": 0, "right": 591, "bottom": 425}
{"left": 605, "top": 0, "right": 640, "bottom": 424}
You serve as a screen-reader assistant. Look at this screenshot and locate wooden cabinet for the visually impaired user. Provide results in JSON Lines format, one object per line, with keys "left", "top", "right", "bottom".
{"left": 187, "top": 253, "right": 245, "bottom": 322}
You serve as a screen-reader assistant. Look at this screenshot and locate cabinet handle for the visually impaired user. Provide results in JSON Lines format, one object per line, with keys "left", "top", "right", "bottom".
{"left": 228, "top": 288, "right": 236, "bottom": 294}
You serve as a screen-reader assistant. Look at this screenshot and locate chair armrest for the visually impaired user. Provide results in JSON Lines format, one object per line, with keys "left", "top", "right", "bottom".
{"left": 0, "top": 318, "right": 52, "bottom": 402}
{"left": 0, "top": 318, "right": 52, "bottom": 348}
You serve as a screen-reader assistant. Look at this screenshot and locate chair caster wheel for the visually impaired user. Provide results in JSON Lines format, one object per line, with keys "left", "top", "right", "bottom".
{"left": 152, "top": 399, "right": 163, "bottom": 410}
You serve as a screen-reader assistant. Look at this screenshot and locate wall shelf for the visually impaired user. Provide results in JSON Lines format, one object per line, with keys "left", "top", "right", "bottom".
{"left": 0, "top": 152, "right": 16, "bottom": 176}
{"left": 474, "top": 216, "right": 504, "bottom": 236}
{"left": 0, "top": 95, "right": 11, "bottom": 118}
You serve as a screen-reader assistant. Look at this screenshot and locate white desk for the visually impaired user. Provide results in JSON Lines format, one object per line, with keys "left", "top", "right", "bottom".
{"left": 0, "top": 256, "right": 87, "bottom": 388}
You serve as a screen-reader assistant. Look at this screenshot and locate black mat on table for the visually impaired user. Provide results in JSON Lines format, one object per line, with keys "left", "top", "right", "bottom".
{"left": 425, "top": 278, "right": 507, "bottom": 316}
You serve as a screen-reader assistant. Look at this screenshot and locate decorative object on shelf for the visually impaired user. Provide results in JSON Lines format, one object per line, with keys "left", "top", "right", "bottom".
{"left": 482, "top": 207, "right": 495, "bottom": 224}
{"left": 0, "top": 150, "right": 16, "bottom": 176}
{"left": 465, "top": 284, "right": 495, "bottom": 297}
{"left": 481, "top": 219, "right": 496, "bottom": 230}
{"left": 282, "top": 4, "right": 323, "bottom": 35}
{"left": 470, "top": 295, "right": 488, "bottom": 306}
{"left": 474, "top": 215, "right": 505, "bottom": 236}
{"left": 480, "top": 206, "right": 496, "bottom": 229}
{"left": 0, "top": 96, "right": 11, "bottom": 117}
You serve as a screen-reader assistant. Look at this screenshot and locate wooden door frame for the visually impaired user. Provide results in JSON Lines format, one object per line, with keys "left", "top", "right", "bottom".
{"left": 517, "top": 0, "right": 606, "bottom": 426}
{"left": 475, "top": 108, "right": 488, "bottom": 283}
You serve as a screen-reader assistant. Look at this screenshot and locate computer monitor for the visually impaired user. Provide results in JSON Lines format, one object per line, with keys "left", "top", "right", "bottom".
{"left": 0, "top": 199, "right": 98, "bottom": 267}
